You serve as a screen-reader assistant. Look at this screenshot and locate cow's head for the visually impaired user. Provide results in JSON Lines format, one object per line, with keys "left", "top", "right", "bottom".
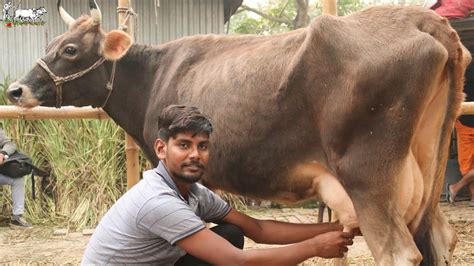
{"left": 7, "top": 0, "right": 132, "bottom": 108}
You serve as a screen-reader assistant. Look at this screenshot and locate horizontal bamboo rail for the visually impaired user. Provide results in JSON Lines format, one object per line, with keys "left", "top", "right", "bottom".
{"left": 461, "top": 101, "right": 474, "bottom": 115}
{"left": 0, "top": 106, "right": 109, "bottom": 120}
{"left": 2, "top": 102, "right": 474, "bottom": 119}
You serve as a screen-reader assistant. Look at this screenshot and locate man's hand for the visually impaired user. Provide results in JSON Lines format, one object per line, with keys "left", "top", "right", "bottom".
{"left": 0, "top": 153, "right": 4, "bottom": 165}
{"left": 310, "top": 231, "right": 354, "bottom": 258}
{"left": 327, "top": 222, "right": 344, "bottom": 233}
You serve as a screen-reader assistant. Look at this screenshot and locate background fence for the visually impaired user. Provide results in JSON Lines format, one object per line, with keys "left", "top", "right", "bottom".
{"left": 0, "top": 0, "right": 224, "bottom": 80}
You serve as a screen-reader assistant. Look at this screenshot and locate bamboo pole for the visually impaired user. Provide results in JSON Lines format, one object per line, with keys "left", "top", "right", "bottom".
{"left": 461, "top": 101, "right": 474, "bottom": 115}
{"left": 117, "top": 0, "right": 140, "bottom": 190}
{"left": 322, "top": 0, "right": 337, "bottom": 15}
{"left": 0, "top": 106, "right": 109, "bottom": 120}
{"left": 1, "top": 102, "right": 474, "bottom": 120}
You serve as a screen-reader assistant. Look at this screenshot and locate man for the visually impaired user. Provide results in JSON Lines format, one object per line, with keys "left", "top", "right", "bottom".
{"left": 432, "top": 2, "right": 474, "bottom": 207}
{"left": 447, "top": 63, "right": 474, "bottom": 207}
{"left": 0, "top": 128, "right": 32, "bottom": 227}
{"left": 82, "top": 105, "right": 354, "bottom": 265}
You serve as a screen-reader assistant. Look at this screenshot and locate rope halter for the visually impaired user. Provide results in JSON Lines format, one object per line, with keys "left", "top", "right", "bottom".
{"left": 36, "top": 57, "right": 116, "bottom": 109}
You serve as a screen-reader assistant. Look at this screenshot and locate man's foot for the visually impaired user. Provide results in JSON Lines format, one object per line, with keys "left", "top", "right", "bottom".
{"left": 10, "top": 216, "right": 33, "bottom": 228}
{"left": 446, "top": 183, "right": 455, "bottom": 204}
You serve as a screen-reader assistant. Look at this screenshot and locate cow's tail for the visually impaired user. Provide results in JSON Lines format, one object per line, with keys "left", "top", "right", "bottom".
{"left": 414, "top": 22, "right": 469, "bottom": 265}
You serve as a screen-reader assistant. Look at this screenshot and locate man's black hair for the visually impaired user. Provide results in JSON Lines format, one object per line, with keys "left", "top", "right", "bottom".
{"left": 158, "top": 105, "right": 213, "bottom": 141}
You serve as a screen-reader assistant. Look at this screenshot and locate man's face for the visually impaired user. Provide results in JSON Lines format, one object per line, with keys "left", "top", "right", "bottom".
{"left": 155, "top": 131, "right": 210, "bottom": 184}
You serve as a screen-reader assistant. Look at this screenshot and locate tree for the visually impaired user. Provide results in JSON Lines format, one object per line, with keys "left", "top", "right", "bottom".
{"left": 228, "top": 0, "right": 368, "bottom": 35}
{"left": 227, "top": 0, "right": 433, "bottom": 35}
{"left": 238, "top": 0, "right": 310, "bottom": 30}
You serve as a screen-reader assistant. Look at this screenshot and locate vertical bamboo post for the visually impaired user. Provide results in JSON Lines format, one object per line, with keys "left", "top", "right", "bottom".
{"left": 117, "top": 0, "right": 140, "bottom": 190}
{"left": 322, "top": 0, "right": 337, "bottom": 16}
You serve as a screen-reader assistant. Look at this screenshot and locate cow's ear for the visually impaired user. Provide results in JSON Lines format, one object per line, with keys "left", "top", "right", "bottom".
{"left": 102, "top": 30, "right": 133, "bottom": 61}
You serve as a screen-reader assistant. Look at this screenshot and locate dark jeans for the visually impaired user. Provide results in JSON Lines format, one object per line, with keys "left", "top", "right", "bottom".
{"left": 174, "top": 223, "right": 244, "bottom": 266}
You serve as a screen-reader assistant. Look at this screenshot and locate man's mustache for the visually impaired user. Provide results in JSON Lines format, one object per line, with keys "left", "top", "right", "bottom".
{"left": 181, "top": 162, "right": 204, "bottom": 169}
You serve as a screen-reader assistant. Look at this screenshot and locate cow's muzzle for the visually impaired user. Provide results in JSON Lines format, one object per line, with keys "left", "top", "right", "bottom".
{"left": 7, "top": 82, "right": 25, "bottom": 102}
{"left": 7, "top": 82, "right": 40, "bottom": 108}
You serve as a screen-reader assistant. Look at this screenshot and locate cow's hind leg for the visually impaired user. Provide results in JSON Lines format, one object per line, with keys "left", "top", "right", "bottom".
{"left": 351, "top": 193, "right": 421, "bottom": 264}
{"left": 415, "top": 207, "right": 457, "bottom": 265}
{"left": 335, "top": 156, "right": 422, "bottom": 265}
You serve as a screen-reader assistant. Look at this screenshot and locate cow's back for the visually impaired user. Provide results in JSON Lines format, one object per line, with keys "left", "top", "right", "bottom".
{"left": 145, "top": 6, "right": 468, "bottom": 201}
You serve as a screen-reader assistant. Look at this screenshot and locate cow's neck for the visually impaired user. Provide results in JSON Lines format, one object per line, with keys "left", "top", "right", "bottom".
{"left": 102, "top": 44, "right": 161, "bottom": 161}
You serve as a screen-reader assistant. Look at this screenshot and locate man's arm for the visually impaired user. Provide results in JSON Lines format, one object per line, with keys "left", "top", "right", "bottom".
{"left": 222, "top": 209, "right": 342, "bottom": 244}
{"left": 177, "top": 225, "right": 353, "bottom": 266}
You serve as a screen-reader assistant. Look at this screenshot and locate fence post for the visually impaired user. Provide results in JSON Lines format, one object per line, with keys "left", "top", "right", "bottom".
{"left": 323, "top": 0, "right": 337, "bottom": 16}
{"left": 117, "top": 0, "right": 140, "bottom": 190}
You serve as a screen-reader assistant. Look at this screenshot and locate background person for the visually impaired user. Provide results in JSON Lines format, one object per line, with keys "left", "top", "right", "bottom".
{"left": 432, "top": 0, "right": 474, "bottom": 207}
{"left": 431, "top": 0, "right": 474, "bottom": 19}
{"left": 449, "top": 60, "right": 474, "bottom": 207}
{"left": 0, "top": 128, "right": 32, "bottom": 227}
{"left": 82, "top": 105, "right": 354, "bottom": 265}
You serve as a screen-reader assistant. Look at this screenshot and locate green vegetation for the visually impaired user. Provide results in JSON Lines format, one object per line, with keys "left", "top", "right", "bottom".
{"left": 227, "top": 0, "right": 368, "bottom": 35}
{"left": 2, "top": 18, "right": 46, "bottom": 28}
{"left": 0, "top": 77, "right": 142, "bottom": 229}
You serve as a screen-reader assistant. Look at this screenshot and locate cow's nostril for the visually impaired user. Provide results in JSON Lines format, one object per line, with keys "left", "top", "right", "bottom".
{"left": 8, "top": 86, "right": 23, "bottom": 100}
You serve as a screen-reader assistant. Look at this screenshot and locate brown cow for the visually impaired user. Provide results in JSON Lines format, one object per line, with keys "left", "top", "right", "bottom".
{"left": 6, "top": 1, "right": 471, "bottom": 265}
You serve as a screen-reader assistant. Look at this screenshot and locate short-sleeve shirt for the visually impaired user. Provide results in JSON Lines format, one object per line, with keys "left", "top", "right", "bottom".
{"left": 81, "top": 162, "right": 231, "bottom": 265}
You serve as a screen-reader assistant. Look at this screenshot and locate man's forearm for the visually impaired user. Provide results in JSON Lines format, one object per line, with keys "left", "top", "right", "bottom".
{"left": 239, "top": 239, "right": 317, "bottom": 266}
{"left": 247, "top": 220, "right": 340, "bottom": 245}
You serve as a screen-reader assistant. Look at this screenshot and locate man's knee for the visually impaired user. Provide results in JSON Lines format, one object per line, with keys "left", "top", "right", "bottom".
{"left": 12, "top": 176, "right": 25, "bottom": 186}
{"left": 211, "top": 223, "right": 244, "bottom": 249}
{"left": 0, "top": 174, "right": 23, "bottom": 186}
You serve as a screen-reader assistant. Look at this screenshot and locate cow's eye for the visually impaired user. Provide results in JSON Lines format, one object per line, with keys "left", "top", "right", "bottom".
{"left": 64, "top": 47, "right": 77, "bottom": 55}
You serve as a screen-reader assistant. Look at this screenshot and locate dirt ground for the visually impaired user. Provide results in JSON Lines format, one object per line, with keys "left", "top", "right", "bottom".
{"left": 0, "top": 202, "right": 473, "bottom": 265}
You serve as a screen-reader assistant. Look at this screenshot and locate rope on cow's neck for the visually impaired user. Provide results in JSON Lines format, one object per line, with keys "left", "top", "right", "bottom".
{"left": 101, "top": 61, "right": 116, "bottom": 108}
{"left": 99, "top": 5, "right": 138, "bottom": 110}
{"left": 101, "top": 6, "right": 137, "bottom": 109}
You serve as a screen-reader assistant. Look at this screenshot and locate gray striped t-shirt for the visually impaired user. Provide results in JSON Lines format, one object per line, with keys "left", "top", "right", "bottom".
{"left": 82, "top": 162, "right": 231, "bottom": 265}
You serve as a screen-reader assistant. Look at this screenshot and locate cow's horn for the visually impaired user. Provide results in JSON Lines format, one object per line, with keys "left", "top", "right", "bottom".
{"left": 57, "top": 0, "right": 75, "bottom": 27}
{"left": 89, "top": 0, "right": 102, "bottom": 26}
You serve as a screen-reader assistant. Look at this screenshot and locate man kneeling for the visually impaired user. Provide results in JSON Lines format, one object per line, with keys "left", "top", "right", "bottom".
{"left": 82, "top": 105, "right": 353, "bottom": 265}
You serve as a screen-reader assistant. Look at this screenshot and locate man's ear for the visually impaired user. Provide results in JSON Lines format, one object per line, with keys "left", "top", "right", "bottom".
{"left": 101, "top": 30, "right": 133, "bottom": 60}
{"left": 154, "top": 138, "right": 167, "bottom": 161}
